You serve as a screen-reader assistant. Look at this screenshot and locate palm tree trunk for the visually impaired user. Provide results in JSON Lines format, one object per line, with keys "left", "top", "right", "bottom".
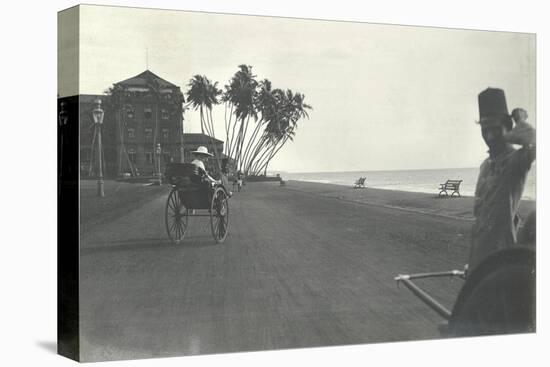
{"left": 229, "top": 116, "right": 244, "bottom": 166}
{"left": 225, "top": 104, "right": 234, "bottom": 156}
{"left": 227, "top": 105, "right": 240, "bottom": 158}
{"left": 243, "top": 131, "right": 269, "bottom": 174}
{"left": 257, "top": 135, "right": 289, "bottom": 174}
{"left": 241, "top": 118, "right": 265, "bottom": 171}
{"left": 253, "top": 135, "right": 285, "bottom": 175}
{"left": 250, "top": 136, "right": 278, "bottom": 174}
{"left": 207, "top": 108, "right": 216, "bottom": 138}
{"left": 199, "top": 108, "right": 205, "bottom": 135}
{"left": 237, "top": 115, "right": 252, "bottom": 170}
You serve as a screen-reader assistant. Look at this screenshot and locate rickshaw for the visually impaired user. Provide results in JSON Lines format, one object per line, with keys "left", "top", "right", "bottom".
{"left": 164, "top": 163, "right": 230, "bottom": 244}
{"left": 395, "top": 214, "right": 536, "bottom": 337}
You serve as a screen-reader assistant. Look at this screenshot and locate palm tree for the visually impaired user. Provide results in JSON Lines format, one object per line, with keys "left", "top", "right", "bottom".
{"left": 252, "top": 89, "right": 311, "bottom": 175}
{"left": 223, "top": 65, "right": 258, "bottom": 170}
{"left": 186, "top": 75, "right": 222, "bottom": 167}
{"left": 240, "top": 79, "right": 276, "bottom": 172}
{"left": 185, "top": 65, "right": 312, "bottom": 176}
{"left": 186, "top": 75, "right": 221, "bottom": 137}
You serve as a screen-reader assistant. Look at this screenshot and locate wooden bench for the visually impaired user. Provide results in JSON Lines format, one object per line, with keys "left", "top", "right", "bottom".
{"left": 438, "top": 179, "right": 462, "bottom": 197}
{"left": 354, "top": 177, "right": 366, "bottom": 189}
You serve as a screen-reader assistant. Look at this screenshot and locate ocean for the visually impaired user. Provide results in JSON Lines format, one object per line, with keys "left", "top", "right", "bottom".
{"left": 283, "top": 166, "right": 536, "bottom": 200}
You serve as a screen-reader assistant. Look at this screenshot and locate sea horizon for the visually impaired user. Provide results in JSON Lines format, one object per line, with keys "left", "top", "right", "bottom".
{"left": 280, "top": 166, "right": 536, "bottom": 200}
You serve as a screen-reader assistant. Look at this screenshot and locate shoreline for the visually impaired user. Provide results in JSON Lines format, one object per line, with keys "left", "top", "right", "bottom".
{"left": 282, "top": 180, "right": 535, "bottom": 221}
{"left": 290, "top": 178, "right": 536, "bottom": 201}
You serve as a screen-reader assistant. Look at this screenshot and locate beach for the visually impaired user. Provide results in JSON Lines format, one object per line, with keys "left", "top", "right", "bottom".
{"left": 283, "top": 180, "right": 536, "bottom": 222}
{"left": 283, "top": 166, "right": 537, "bottom": 200}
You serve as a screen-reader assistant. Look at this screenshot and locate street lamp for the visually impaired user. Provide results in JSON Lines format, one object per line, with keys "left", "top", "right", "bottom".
{"left": 58, "top": 101, "right": 68, "bottom": 127}
{"left": 92, "top": 99, "right": 105, "bottom": 197}
{"left": 155, "top": 142, "right": 162, "bottom": 184}
{"left": 58, "top": 101, "right": 69, "bottom": 181}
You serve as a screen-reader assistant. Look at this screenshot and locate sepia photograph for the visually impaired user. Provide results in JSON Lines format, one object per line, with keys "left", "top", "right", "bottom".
{"left": 56, "top": 3, "right": 540, "bottom": 363}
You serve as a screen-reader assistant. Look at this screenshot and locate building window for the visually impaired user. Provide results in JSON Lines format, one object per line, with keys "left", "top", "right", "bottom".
{"left": 128, "top": 148, "right": 137, "bottom": 164}
{"left": 163, "top": 151, "right": 171, "bottom": 163}
{"left": 144, "top": 107, "right": 152, "bottom": 119}
{"left": 162, "top": 128, "right": 169, "bottom": 139}
{"left": 164, "top": 93, "right": 172, "bottom": 100}
{"left": 125, "top": 104, "right": 134, "bottom": 119}
{"left": 128, "top": 128, "right": 135, "bottom": 139}
{"left": 144, "top": 128, "right": 153, "bottom": 139}
{"left": 161, "top": 109, "right": 169, "bottom": 120}
{"left": 145, "top": 151, "right": 153, "bottom": 164}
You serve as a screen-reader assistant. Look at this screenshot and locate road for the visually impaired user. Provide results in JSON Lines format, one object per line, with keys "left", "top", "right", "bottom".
{"left": 79, "top": 182, "right": 471, "bottom": 362}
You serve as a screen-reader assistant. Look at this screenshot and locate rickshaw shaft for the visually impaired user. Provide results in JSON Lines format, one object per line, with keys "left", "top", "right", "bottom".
{"left": 397, "top": 278, "right": 452, "bottom": 320}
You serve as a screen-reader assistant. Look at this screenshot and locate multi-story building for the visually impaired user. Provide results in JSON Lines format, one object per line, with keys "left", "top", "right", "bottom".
{"left": 79, "top": 70, "right": 225, "bottom": 178}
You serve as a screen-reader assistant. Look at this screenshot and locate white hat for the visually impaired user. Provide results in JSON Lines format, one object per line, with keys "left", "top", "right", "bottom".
{"left": 191, "top": 146, "right": 213, "bottom": 157}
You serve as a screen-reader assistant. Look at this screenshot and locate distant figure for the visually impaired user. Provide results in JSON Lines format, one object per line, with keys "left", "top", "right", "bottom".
{"left": 190, "top": 146, "right": 217, "bottom": 183}
{"left": 235, "top": 170, "right": 244, "bottom": 192}
{"left": 468, "top": 88, "right": 536, "bottom": 272}
{"left": 220, "top": 158, "right": 232, "bottom": 196}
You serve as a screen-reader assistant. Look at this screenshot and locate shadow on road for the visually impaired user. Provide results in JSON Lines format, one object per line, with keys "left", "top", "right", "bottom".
{"left": 81, "top": 236, "right": 220, "bottom": 255}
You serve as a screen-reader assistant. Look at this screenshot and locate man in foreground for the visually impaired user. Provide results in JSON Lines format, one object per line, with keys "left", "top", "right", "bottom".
{"left": 468, "top": 88, "right": 536, "bottom": 272}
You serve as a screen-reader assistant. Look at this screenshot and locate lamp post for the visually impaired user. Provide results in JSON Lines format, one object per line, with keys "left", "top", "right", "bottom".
{"left": 58, "top": 101, "right": 68, "bottom": 181}
{"left": 92, "top": 99, "right": 105, "bottom": 197}
{"left": 155, "top": 143, "right": 162, "bottom": 184}
{"left": 58, "top": 101, "right": 68, "bottom": 127}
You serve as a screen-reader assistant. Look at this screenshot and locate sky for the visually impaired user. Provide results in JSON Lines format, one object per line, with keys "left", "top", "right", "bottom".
{"left": 73, "top": 4, "right": 536, "bottom": 173}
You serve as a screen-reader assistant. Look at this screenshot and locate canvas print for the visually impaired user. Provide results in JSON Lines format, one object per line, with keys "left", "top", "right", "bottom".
{"left": 57, "top": 4, "right": 536, "bottom": 362}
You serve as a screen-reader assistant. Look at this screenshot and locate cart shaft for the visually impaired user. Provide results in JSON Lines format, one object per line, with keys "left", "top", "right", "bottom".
{"left": 397, "top": 277, "right": 452, "bottom": 320}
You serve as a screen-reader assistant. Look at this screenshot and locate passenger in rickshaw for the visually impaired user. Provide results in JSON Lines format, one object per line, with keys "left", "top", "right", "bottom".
{"left": 190, "top": 146, "right": 217, "bottom": 182}
{"left": 468, "top": 88, "right": 536, "bottom": 273}
{"left": 190, "top": 146, "right": 231, "bottom": 195}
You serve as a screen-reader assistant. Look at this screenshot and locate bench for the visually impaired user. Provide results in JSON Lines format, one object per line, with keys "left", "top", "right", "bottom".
{"left": 438, "top": 179, "right": 462, "bottom": 197}
{"left": 354, "top": 177, "right": 366, "bottom": 189}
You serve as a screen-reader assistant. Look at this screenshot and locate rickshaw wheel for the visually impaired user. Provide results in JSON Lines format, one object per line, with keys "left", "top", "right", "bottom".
{"left": 448, "top": 247, "right": 535, "bottom": 336}
{"left": 210, "top": 187, "right": 229, "bottom": 243}
{"left": 165, "top": 188, "right": 189, "bottom": 244}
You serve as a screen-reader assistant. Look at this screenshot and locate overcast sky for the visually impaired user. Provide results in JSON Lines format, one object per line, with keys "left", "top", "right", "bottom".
{"left": 75, "top": 4, "right": 536, "bottom": 173}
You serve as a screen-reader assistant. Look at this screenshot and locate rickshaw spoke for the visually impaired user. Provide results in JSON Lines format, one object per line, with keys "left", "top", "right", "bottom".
{"left": 165, "top": 188, "right": 188, "bottom": 244}
{"left": 218, "top": 217, "right": 226, "bottom": 236}
{"left": 209, "top": 187, "right": 229, "bottom": 243}
{"left": 168, "top": 193, "right": 178, "bottom": 211}
{"left": 175, "top": 222, "right": 183, "bottom": 240}
{"left": 175, "top": 219, "right": 183, "bottom": 238}
{"left": 169, "top": 218, "right": 178, "bottom": 234}
{"left": 215, "top": 216, "right": 222, "bottom": 234}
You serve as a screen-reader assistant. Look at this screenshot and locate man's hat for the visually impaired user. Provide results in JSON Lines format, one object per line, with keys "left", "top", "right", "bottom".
{"left": 478, "top": 88, "right": 513, "bottom": 129}
{"left": 191, "top": 146, "right": 213, "bottom": 157}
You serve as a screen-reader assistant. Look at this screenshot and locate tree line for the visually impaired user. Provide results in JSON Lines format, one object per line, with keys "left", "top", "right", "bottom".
{"left": 187, "top": 64, "right": 312, "bottom": 176}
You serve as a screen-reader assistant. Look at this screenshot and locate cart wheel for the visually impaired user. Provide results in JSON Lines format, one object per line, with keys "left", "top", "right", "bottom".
{"left": 448, "top": 247, "right": 535, "bottom": 336}
{"left": 210, "top": 187, "right": 229, "bottom": 243}
{"left": 165, "top": 189, "right": 189, "bottom": 244}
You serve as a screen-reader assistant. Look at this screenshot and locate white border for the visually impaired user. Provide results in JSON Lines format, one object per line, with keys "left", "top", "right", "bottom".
{"left": 2, "top": 1, "right": 547, "bottom": 366}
